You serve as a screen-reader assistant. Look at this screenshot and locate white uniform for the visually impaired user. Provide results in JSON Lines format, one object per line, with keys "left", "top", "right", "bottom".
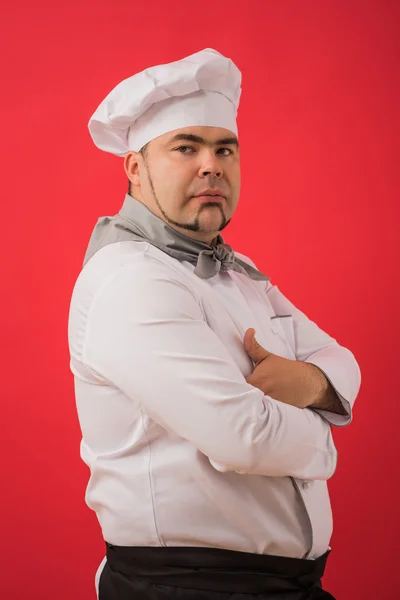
{"left": 68, "top": 238, "right": 361, "bottom": 572}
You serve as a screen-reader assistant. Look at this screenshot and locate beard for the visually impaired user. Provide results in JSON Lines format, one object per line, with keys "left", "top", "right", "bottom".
{"left": 147, "top": 169, "right": 231, "bottom": 233}
{"left": 159, "top": 200, "right": 230, "bottom": 232}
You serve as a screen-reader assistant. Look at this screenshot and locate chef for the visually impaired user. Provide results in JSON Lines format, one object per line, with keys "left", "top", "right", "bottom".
{"left": 68, "top": 47, "right": 361, "bottom": 600}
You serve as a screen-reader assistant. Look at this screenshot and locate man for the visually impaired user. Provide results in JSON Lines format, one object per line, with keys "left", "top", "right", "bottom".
{"left": 68, "top": 48, "right": 361, "bottom": 600}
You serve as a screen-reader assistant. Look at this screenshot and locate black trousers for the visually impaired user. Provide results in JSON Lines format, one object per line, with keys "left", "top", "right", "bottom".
{"left": 98, "top": 542, "right": 335, "bottom": 599}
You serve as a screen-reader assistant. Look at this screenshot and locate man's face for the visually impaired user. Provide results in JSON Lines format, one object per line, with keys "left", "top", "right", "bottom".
{"left": 125, "top": 126, "right": 241, "bottom": 243}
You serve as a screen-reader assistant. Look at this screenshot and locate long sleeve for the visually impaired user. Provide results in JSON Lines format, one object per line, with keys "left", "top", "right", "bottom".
{"left": 266, "top": 281, "right": 362, "bottom": 427}
{"left": 71, "top": 258, "right": 337, "bottom": 480}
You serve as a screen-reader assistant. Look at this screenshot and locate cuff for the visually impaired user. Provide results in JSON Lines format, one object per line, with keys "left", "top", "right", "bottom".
{"left": 306, "top": 364, "right": 353, "bottom": 427}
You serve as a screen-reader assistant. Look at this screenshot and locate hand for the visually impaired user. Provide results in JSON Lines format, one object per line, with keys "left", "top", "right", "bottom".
{"left": 243, "top": 328, "right": 327, "bottom": 409}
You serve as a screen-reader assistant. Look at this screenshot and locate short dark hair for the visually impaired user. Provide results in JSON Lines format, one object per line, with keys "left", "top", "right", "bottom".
{"left": 140, "top": 142, "right": 149, "bottom": 159}
{"left": 128, "top": 143, "right": 149, "bottom": 195}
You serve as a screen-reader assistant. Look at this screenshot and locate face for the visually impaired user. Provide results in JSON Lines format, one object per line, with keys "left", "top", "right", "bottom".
{"left": 124, "top": 126, "right": 241, "bottom": 244}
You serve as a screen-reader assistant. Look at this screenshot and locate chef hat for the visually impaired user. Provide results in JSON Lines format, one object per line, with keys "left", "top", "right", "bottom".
{"left": 88, "top": 48, "right": 242, "bottom": 156}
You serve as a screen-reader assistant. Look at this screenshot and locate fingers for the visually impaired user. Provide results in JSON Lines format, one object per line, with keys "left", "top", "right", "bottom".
{"left": 243, "top": 328, "right": 256, "bottom": 354}
{"left": 244, "top": 328, "right": 271, "bottom": 365}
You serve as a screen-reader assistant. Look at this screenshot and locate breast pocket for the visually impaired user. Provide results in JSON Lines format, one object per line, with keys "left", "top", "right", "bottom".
{"left": 270, "top": 315, "right": 296, "bottom": 359}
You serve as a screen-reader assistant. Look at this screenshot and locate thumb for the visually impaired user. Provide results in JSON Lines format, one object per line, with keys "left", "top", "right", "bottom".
{"left": 243, "top": 328, "right": 271, "bottom": 364}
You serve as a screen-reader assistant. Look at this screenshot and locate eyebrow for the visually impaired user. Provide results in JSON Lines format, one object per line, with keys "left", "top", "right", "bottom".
{"left": 167, "top": 133, "right": 239, "bottom": 149}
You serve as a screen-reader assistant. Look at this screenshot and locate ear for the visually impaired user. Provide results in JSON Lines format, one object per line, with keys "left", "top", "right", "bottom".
{"left": 124, "top": 151, "right": 142, "bottom": 187}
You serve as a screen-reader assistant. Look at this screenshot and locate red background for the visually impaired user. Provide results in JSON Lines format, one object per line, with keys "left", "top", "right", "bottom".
{"left": 1, "top": 1, "right": 398, "bottom": 598}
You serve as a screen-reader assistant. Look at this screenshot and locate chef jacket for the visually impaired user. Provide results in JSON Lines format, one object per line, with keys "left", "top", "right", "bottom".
{"left": 68, "top": 238, "right": 361, "bottom": 561}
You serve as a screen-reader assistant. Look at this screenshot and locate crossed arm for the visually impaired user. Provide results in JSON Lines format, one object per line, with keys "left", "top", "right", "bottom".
{"left": 77, "top": 262, "right": 361, "bottom": 481}
{"left": 264, "top": 279, "right": 361, "bottom": 427}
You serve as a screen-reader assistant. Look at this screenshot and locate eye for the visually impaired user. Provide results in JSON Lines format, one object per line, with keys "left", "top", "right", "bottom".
{"left": 176, "top": 146, "right": 195, "bottom": 153}
{"left": 217, "top": 148, "right": 233, "bottom": 156}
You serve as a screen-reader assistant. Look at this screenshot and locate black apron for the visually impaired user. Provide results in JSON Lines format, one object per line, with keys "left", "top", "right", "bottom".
{"left": 99, "top": 542, "right": 335, "bottom": 599}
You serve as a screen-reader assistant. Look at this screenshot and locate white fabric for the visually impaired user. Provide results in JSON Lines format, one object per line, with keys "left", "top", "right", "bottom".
{"left": 94, "top": 556, "right": 107, "bottom": 598}
{"left": 127, "top": 90, "right": 237, "bottom": 153}
{"left": 88, "top": 48, "right": 241, "bottom": 155}
{"left": 68, "top": 241, "right": 361, "bottom": 564}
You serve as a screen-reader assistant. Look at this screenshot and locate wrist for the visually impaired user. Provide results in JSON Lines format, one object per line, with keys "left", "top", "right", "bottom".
{"left": 306, "top": 363, "right": 347, "bottom": 415}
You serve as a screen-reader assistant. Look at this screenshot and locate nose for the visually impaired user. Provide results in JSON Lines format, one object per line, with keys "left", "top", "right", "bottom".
{"left": 198, "top": 150, "right": 223, "bottom": 179}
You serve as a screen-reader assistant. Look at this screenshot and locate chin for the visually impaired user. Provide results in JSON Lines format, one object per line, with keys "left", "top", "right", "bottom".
{"left": 198, "top": 210, "right": 227, "bottom": 229}
{"left": 199, "top": 222, "right": 225, "bottom": 235}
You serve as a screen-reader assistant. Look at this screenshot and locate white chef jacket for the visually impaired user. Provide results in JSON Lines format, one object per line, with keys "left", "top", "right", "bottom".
{"left": 68, "top": 239, "right": 361, "bottom": 564}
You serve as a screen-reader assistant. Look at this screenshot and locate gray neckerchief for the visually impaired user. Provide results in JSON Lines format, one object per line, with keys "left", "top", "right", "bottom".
{"left": 83, "top": 194, "right": 269, "bottom": 282}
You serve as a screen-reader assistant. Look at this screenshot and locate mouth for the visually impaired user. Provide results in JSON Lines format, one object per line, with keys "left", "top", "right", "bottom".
{"left": 192, "top": 188, "right": 227, "bottom": 201}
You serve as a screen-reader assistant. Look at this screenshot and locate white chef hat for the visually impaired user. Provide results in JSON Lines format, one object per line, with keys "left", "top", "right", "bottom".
{"left": 88, "top": 48, "right": 242, "bottom": 156}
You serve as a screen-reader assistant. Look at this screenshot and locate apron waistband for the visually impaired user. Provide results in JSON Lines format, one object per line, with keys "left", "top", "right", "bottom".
{"left": 105, "top": 543, "right": 331, "bottom": 594}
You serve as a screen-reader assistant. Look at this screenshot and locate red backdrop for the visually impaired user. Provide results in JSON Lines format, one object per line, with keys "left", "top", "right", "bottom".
{"left": 1, "top": 1, "right": 398, "bottom": 598}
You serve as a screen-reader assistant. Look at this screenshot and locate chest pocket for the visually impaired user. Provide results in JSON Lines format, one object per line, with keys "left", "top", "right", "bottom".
{"left": 270, "top": 314, "right": 296, "bottom": 360}
{"left": 197, "top": 278, "right": 298, "bottom": 373}
{"left": 227, "top": 273, "right": 297, "bottom": 362}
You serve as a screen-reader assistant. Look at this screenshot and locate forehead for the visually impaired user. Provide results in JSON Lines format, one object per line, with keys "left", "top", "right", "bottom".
{"left": 156, "top": 125, "right": 238, "bottom": 145}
